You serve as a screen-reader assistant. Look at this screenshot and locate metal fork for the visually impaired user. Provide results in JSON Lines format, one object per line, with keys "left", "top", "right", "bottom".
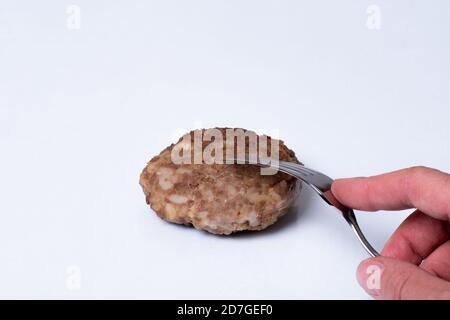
{"left": 241, "top": 159, "right": 380, "bottom": 257}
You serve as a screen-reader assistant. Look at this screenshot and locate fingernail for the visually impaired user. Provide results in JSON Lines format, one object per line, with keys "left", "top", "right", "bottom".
{"left": 357, "top": 259, "right": 384, "bottom": 298}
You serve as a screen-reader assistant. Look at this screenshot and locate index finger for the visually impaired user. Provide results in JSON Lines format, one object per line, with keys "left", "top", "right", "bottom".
{"left": 331, "top": 166, "right": 450, "bottom": 221}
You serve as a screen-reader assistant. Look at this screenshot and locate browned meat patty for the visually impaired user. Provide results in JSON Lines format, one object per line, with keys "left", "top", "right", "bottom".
{"left": 139, "top": 128, "right": 302, "bottom": 235}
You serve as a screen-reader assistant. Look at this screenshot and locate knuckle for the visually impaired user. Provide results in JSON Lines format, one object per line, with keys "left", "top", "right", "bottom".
{"left": 408, "top": 166, "right": 430, "bottom": 175}
{"left": 442, "top": 174, "right": 450, "bottom": 216}
{"left": 402, "top": 166, "right": 431, "bottom": 207}
{"left": 405, "top": 166, "right": 450, "bottom": 216}
{"left": 363, "top": 179, "right": 375, "bottom": 211}
{"left": 388, "top": 269, "right": 413, "bottom": 300}
{"left": 406, "top": 166, "right": 431, "bottom": 188}
{"left": 364, "top": 178, "right": 379, "bottom": 211}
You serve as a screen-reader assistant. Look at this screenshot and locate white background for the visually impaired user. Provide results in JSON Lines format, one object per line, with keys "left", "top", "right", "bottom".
{"left": 1, "top": 0, "right": 449, "bottom": 299}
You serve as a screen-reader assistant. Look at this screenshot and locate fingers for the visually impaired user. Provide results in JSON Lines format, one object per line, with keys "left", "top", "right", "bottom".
{"left": 332, "top": 166, "right": 450, "bottom": 221}
{"left": 357, "top": 256, "right": 450, "bottom": 300}
{"left": 343, "top": 166, "right": 450, "bottom": 299}
{"left": 382, "top": 210, "right": 449, "bottom": 265}
{"left": 421, "top": 240, "right": 450, "bottom": 281}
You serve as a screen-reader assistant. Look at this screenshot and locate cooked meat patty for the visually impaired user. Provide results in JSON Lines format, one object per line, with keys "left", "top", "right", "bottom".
{"left": 139, "top": 128, "right": 302, "bottom": 235}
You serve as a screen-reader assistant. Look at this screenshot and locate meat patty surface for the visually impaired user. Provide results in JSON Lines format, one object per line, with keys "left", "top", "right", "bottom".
{"left": 139, "top": 128, "right": 302, "bottom": 235}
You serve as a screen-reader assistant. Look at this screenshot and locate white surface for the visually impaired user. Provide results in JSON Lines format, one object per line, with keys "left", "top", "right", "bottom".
{"left": 1, "top": 0, "right": 449, "bottom": 299}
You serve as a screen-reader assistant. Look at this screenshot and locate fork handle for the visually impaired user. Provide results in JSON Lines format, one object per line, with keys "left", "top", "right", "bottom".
{"left": 322, "top": 190, "right": 380, "bottom": 257}
{"left": 342, "top": 209, "right": 380, "bottom": 257}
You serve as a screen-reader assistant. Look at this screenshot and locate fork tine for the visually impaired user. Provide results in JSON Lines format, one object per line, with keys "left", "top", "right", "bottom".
{"left": 280, "top": 161, "right": 321, "bottom": 176}
{"left": 278, "top": 161, "right": 334, "bottom": 191}
{"left": 230, "top": 157, "right": 331, "bottom": 190}
{"left": 279, "top": 162, "right": 312, "bottom": 175}
{"left": 277, "top": 162, "right": 314, "bottom": 181}
{"left": 273, "top": 162, "right": 305, "bottom": 178}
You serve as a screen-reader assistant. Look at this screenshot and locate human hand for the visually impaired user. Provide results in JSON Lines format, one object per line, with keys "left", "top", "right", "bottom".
{"left": 332, "top": 166, "right": 450, "bottom": 300}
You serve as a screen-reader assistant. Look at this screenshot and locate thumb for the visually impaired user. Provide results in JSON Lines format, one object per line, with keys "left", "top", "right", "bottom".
{"left": 357, "top": 257, "right": 450, "bottom": 300}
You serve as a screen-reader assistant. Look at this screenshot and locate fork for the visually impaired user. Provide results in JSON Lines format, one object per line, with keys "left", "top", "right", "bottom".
{"left": 239, "top": 158, "right": 380, "bottom": 257}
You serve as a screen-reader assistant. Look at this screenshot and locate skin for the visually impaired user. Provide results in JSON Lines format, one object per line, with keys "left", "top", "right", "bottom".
{"left": 331, "top": 166, "right": 450, "bottom": 300}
